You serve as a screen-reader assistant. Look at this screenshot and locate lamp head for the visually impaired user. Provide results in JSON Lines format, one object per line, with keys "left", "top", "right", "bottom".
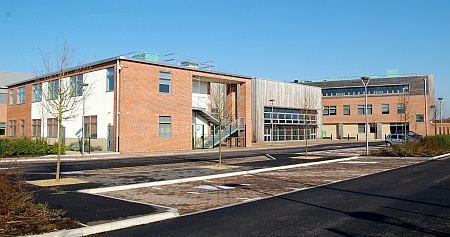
{"left": 361, "top": 77, "right": 370, "bottom": 85}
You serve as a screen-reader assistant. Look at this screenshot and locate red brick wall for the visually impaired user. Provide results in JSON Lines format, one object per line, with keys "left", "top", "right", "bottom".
{"left": 322, "top": 94, "right": 431, "bottom": 136}
{"left": 118, "top": 61, "right": 252, "bottom": 153}
{"left": 6, "top": 84, "right": 33, "bottom": 137}
{"left": 118, "top": 61, "right": 193, "bottom": 153}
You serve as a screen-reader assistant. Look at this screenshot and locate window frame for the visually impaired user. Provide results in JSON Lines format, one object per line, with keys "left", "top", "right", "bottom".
{"left": 382, "top": 104, "right": 390, "bottom": 114}
{"left": 9, "top": 89, "right": 14, "bottom": 105}
{"left": 48, "top": 80, "right": 60, "bottom": 100}
{"left": 84, "top": 115, "right": 98, "bottom": 138}
{"left": 17, "top": 87, "right": 26, "bottom": 104}
{"left": 343, "top": 105, "right": 350, "bottom": 115}
{"left": 33, "top": 83, "right": 42, "bottom": 102}
{"left": 159, "top": 71, "right": 172, "bottom": 94}
{"left": 0, "top": 122, "right": 5, "bottom": 136}
{"left": 397, "top": 103, "right": 405, "bottom": 114}
{"left": 159, "top": 116, "right": 172, "bottom": 138}
{"left": 106, "top": 67, "right": 114, "bottom": 92}
{"left": 32, "top": 119, "right": 41, "bottom": 137}
{"left": 8, "top": 120, "right": 16, "bottom": 137}
{"left": 70, "top": 75, "right": 84, "bottom": 97}
{"left": 47, "top": 118, "right": 58, "bottom": 138}
{"left": 416, "top": 114, "right": 424, "bottom": 122}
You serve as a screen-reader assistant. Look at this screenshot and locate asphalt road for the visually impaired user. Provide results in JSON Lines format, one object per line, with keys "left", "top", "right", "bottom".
{"left": 93, "top": 158, "right": 450, "bottom": 237}
{"left": 20, "top": 142, "right": 383, "bottom": 174}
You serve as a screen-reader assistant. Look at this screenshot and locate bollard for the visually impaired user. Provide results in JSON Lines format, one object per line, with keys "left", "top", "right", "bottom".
{"left": 331, "top": 134, "right": 333, "bottom": 140}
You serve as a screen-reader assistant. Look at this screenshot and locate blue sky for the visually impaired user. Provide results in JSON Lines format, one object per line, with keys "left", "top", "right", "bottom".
{"left": 1, "top": 0, "right": 449, "bottom": 116}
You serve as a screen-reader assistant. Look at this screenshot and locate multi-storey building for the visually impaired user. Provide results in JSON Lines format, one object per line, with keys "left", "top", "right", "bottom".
{"left": 0, "top": 72, "right": 35, "bottom": 137}
{"left": 6, "top": 53, "right": 253, "bottom": 153}
{"left": 305, "top": 74, "right": 434, "bottom": 140}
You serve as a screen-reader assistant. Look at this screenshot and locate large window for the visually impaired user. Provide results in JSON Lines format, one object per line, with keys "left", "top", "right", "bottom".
{"left": 159, "top": 116, "right": 172, "bottom": 138}
{"left": 84, "top": 116, "right": 97, "bottom": 138}
{"left": 106, "top": 67, "right": 114, "bottom": 92}
{"left": 343, "top": 105, "right": 350, "bottom": 115}
{"left": 70, "top": 75, "right": 84, "bottom": 96}
{"left": 9, "top": 89, "right": 14, "bottom": 105}
{"left": 159, "top": 71, "right": 172, "bottom": 94}
{"left": 397, "top": 103, "right": 405, "bottom": 114}
{"left": 33, "top": 84, "right": 42, "bottom": 102}
{"left": 358, "top": 104, "right": 372, "bottom": 115}
{"left": 323, "top": 106, "right": 336, "bottom": 116}
{"left": 382, "top": 104, "right": 390, "bottom": 114}
{"left": 9, "top": 120, "right": 16, "bottom": 137}
{"left": 0, "top": 122, "right": 5, "bottom": 136}
{"left": 47, "top": 118, "right": 58, "bottom": 138}
{"left": 32, "top": 119, "right": 41, "bottom": 137}
{"left": 48, "top": 80, "right": 59, "bottom": 100}
{"left": 390, "top": 123, "right": 408, "bottom": 134}
{"left": 17, "top": 87, "right": 26, "bottom": 104}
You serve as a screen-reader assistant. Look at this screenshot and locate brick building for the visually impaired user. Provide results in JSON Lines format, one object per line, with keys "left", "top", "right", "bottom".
{"left": 6, "top": 53, "right": 252, "bottom": 153}
{"left": 305, "top": 74, "right": 435, "bottom": 140}
{"left": 0, "top": 72, "right": 35, "bottom": 137}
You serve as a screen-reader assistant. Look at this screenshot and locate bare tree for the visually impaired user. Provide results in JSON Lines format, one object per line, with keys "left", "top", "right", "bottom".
{"left": 303, "top": 87, "right": 320, "bottom": 157}
{"left": 35, "top": 40, "right": 90, "bottom": 181}
{"left": 210, "top": 82, "right": 235, "bottom": 166}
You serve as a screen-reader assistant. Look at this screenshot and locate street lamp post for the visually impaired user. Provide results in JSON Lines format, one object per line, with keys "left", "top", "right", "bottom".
{"left": 438, "top": 97, "right": 443, "bottom": 135}
{"left": 423, "top": 78, "right": 428, "bottom": 136}
{"left": 269, "top": 99, "right": 275, "bottom": 145}
{"left": 81, "top": 83, "right": 89, "bottom": 155}
{"left": 361, "top": 77, "right": 370, "bottom": 156}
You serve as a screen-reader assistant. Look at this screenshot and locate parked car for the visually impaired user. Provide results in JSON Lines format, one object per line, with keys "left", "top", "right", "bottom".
{"left": 385, "top": 134, "right": 412, "bottom": 146}
{"left": 395, "top": 131, "right": 423, "bottom": 139}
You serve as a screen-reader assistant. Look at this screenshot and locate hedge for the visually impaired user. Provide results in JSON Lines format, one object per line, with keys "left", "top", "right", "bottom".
{"left": 0, "top": 138, "right": 66, "bottom": 157}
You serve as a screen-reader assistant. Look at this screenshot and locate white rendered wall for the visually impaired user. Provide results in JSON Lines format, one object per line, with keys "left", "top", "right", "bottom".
{"left": 31, "top": 68, "right": 114, "bottom": 144}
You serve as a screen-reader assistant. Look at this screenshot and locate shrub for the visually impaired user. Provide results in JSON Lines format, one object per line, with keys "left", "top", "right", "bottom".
{"left": 0, "top": 138, "right": 65, "bottom": 157}
{"left": 0, "top": 163, "right": 80, "bottom": 235}
{"left": 372, "top": 135, "right": 450, "bottom": 157}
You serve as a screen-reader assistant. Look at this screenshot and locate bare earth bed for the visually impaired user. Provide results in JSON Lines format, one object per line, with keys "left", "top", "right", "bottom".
{"left": 103, "top": 157, "right": 426, "bottom": 215}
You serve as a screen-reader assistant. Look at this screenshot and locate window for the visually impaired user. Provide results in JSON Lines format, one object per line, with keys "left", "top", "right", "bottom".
{"left": 9, "top": 89, "right": 14, "bottom": 105}
{"left": 397, "top": 103, "right": 405, "bottom": 114}
{"left": 159, "top": 116, "right": 172, "bottom": 138}
{"left": 48, "top": 80, "right": 59, "bottom": 100}
{"left": 358, "top": 104, "right": 372, "bottom": 115}
{"left": 0, "top": 122, "right": 5, "bottom": 136}
{"left": 370, "top": 124, "right": 377, "bottom": 133}
{"left": 416, "top": 114, "right": 424, "bottom": 122}
{"left": 0, "top": 91, "right": 6, "bottom": 104}
{"left": 70, "top": 75, "right": 84, "bottom": 96}
{"left": 20, "top": 119, "right": 24, "bottom": 136}
{"left": 323, "top": 106, "right": 329, "bottom": 116}
{"left": 33, "top": 84, "right": 42, "bottom": 102}
{"left": 382, "top": 104, "right": 389, "bottom": 114}
{"left": 9, "top": 120, "right": 16, "bottom": 137}
{"left": 32, "top": 119, "right": 41, "bottom": 137}
{"left": 17, "top": 87, "right": 25, "bottom": 104}
{"left": 47, "top": 118, "right": 58, "bottom": 138}
{"left": 358, "top": 124, "right": 365, "bottom": 133}
{"left": 159, "top": 71, "right": 172, "bottom": 94}
{"left": 106, "top": 67, "right": 114, "bottom": 92}
{"left": 323, "top": 106, "right": 336, "bottom": 116}
{"left": 343, "top": 105, "right": 350, "bottom": 115}
{"left": 84, "top": 116, "right": 97, "bottom": 138}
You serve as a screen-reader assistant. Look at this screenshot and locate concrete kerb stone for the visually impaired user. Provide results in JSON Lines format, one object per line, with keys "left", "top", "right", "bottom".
{"left": 27, "top": 209, "right": 179, "bottom": 237}
{"left": 78, "top": 156, "right": 359, "bottom": 194}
